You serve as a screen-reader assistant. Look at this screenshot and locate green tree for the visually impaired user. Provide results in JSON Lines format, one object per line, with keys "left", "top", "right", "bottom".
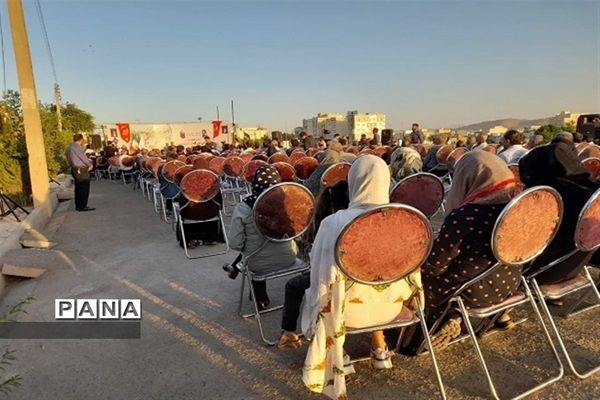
{"left": 535, "top": 124, "right": 574, "bottom": 143}
{"left": 0, "top": 91, "right": 95, "bottom": 201}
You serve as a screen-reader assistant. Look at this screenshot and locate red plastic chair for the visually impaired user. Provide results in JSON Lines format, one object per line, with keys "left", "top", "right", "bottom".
{"left": 390, "top": 173, "right": 444, "bottom": 218}
{"left": 320, "top": 162, "right": 351, "bottom": 187}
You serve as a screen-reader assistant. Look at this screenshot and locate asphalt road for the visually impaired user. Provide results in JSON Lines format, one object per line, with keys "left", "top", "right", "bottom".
{"left": 1, "top": 180, "right": 599, "bottom": 400}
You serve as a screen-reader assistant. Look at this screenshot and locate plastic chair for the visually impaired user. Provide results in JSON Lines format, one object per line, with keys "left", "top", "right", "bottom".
{"left": 446, "top": 147, "right": 468, "bottom": 172}
{"left": 334, "top": 204, "right": 446, "bottom": 399}
{"left": 527, "top": 187, "right": 600, "bottom": 379}
{"left": 272, "top": 162, "right": 296, "bottom": 182}
{"left": 390, "top": 172, "right": 445, "bottom": 218}
{"left": 293, "top": 156, "right": 319, "bottom": 183}
{"left": 320, "top": 162, "right": 351, "bottom": 188}
{"left": 424, "top": 186, "right": 565, "bottom": 399}
{"left": 581, "top": 157, "right": 600, "bottom": 182}
{"left": 430, "top": 145, "right": 454, "bottom": 184}
{"left": 176, "top": 169, "right": 228, "bottom": 259}
{"left": 237, "top": 182, "right": 315, "bottom": 345}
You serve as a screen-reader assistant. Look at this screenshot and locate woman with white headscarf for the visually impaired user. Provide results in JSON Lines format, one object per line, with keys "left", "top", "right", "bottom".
{"left": 301, "top": 155, "right": 421, "bottom": 400}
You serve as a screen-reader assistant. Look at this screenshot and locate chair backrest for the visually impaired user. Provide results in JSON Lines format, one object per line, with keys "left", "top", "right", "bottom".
{"left": 390, "top": 173, "right": 444, "bottom": 218}
{"left": 507, "top": 163, "right": 525, "bottom": 195}
{"left": 374, "top": 146, "right": 393, "bottom": 159}
{"left": 578, "top": 145, "right": 600, "bottom": 160}
{"left": 162, "top": 160, "right": 186, "bottom": 183}
{"left": 252, "top": 182, "right": 315, "bottom": 242}
{"left": 320, "top": 162, "right": 351, "bottom": 187}
{"left": 289, "top": 151, "right": 306, "bottom": 165}
{"left": 177, "top": 155, "right": 187, "bottom": 163}
{"left": 174, "top": 165, "right": 194, "bottom": 186}
{"left": 272, "top": 162, "right": 296, "bottom": 182}
{"left": 151, "top": 160, "right": 166, "bottom": 178}
{"left": 180, "top": 169, "right": 221, "bottom": 203}
{"left": 208, "top": 156, "right": 226, "bottom": 176}
{"left": 239, "top": 153, "right": 254, "bottom": 163}
{"left": 435, "top": 145, "right": 454, "bottom": 165}
{"left": 186, "top": 155, "right": 198, "bottom": 164}
{"left": 96, "top": 156, "right": 108, "bottom": 167}
{"left": 492, "top": 186, "right": 563, "bottom": 266}
{"left": 482, "top": 145, "right": 497, "bottom": 155}
{"left": 242, "top": 159, "right": 268, "bottom": 183}
{"left": 222, "top": 156, "right": 245, "bottom": 178}
{"left": 252, "top": 154, "right": 269, "bottom": 162}
{"left": 293, "top": 157, "right": 319, "bottom": 181}
{"left": 446, "top": 147, "right": 468, "bottom": 171}
{"left": 358, "top": 148, "right": 375, "bottom": 157}
{"left": 335, "top": 204, "right": 433, "bottom": 285}
{"left": 108, "top": 156, "right": 120, "bottom": 167}
{"left": 575, "top": 188, "right": 600, "bottom": 252}
{"left": 412, "top": 144, "right": 427, "bottom": 157}
{"left": 192, "top": 154, "right": 215, "bottom": 170}
{"left": 120, "top": 155, "right": 136, "bottom": 168}
{"left": 581, "top": 157, "right": 600, "bottom": 182}
{"left": 269, "top": 152, "right": 291, "bottom": 164}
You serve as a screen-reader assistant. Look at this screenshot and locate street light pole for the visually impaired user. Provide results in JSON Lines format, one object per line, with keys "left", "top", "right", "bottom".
{"left": 7, "top": 0, "right": 50, "bottom": 212}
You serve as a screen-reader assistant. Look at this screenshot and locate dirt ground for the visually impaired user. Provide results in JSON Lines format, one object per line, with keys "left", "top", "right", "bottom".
{"left": 0, "top": 180, "right": 599, "bottom": 400}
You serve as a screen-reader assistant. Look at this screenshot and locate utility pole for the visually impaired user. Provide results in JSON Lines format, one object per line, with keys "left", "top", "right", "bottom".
{"left": 7, "top": 0, "right": 50, "bottom": 211}
{"left": 54, "top": 82, "right": 62, "bottom": 132}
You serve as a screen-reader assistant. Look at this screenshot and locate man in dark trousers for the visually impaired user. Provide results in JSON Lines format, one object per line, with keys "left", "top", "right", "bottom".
{"left": 66, "top": 133, "right": 95, "bottom": 211}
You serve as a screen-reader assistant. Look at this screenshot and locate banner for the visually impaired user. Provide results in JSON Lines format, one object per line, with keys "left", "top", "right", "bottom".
{"left": 116, "top": 123, "right": 131, "bottom": 143}
{"left": 212, "top": 120, "right": 222, "bottom": 139}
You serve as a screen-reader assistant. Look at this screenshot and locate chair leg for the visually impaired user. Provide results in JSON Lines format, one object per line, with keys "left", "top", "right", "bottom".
{"left": 179, "top": 219, "right": 193, "bottom": 260}
{"left": 455, "top": 297, "right": 500, "bottom": 399}
{"left": 238, "top": 269, "right": 247, "bottom": 316}
{"left": 532, "top": 277, "right": 600, "bottom": 379}
{"left": 415, "top": 299, "right": 447, "bottom": 400}
{"left": 244, "top": 272, "right": 277, "bottom": 346}
{"left": 565, "top": 267, "right": 600, "bottom": 318}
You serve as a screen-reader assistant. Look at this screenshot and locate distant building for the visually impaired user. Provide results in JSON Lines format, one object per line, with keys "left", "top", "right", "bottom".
{"left": 488, "top": 125, "right": 508, "bottom": 136}
{"left": 554, "top": 111, "right": 582, "bottom": 126}
{"left": 302, "top": 113, "right": 348, "bottom": 139}
{"left": 346, "top": 111, "right": 386, "bottom": 142}
{"left": 239, "top": 127, "right": 269, "bottom": 141}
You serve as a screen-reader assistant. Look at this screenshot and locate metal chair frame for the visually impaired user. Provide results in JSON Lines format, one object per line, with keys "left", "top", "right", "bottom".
{"left": 237, "top": 183, "right": 314, "bottom": 345}
{"left": 419, "top": 186, "right": 565, "bottom": 399}
{"left": 333, "top": 204, "right": 446, "bottom": 399}
{"left": 526, "top": 188, "right": 600, "bottom": 379}
{"left": 176, "top": 198, "right": 229, "bottom": 259}
{"left": 390, "top": 172, "right": 445, "bottom": 219}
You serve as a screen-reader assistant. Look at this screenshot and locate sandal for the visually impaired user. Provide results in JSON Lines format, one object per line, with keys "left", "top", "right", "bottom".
{"left": 431, "top": 316, "right": 462, "bottom": 351}
{"left": 276, "top": 332, "right": 302, "bottom": 349}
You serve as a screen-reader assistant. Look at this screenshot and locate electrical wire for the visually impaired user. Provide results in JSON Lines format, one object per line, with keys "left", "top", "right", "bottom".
{"left": 34, "top": 0, "right": 58, "bottom": 84}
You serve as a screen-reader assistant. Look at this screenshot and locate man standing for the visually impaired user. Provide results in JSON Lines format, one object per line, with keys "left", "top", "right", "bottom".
{"left": 372, "top": 127, "right": 382, "bottom": 146}
{"left": 410, "top": 123, "right": 424, "bottom": 144}
{"left": 66, "top": 133, "right": 95, "bottom": 212}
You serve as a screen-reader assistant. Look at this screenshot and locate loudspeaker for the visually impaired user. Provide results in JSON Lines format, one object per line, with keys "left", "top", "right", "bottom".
{"left": 89, "top": 134, "right": 102, "bottom": 150}
{"left": 382, "top": 129, "right": 394, "bottom": 145}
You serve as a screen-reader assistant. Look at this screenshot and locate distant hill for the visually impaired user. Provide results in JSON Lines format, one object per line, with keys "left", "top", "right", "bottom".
{"left": 458, "top": 115, "right": 565, "bottom": 132}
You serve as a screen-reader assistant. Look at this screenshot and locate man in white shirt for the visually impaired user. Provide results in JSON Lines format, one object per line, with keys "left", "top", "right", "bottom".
{"left": 472, "top": 132, "right": 489, "bottom": 151}
{"left": 498, "top": 129, "right": 527, "bottom": 164}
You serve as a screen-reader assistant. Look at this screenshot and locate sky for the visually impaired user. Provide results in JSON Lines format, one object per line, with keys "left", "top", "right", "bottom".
{"left": 1, "top": 0, "right": 598, "bottom": 130}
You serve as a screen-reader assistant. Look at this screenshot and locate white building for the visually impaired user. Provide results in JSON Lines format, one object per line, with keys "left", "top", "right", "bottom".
{"left": 302, "top": 113, "right": 348, "bottom": 139}
{"left": 346, "top": 111, "right": 386, "bottom": 142}
{"left": 488, "top": 125, "right": 508, "bottom": 136}
{"left": 238, "top": 126, "right": 269, "bottom": 142}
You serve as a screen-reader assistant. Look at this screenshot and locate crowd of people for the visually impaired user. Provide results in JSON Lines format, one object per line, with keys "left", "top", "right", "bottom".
{"left": 91, "top": 125, "right": 600, "bottom": 399}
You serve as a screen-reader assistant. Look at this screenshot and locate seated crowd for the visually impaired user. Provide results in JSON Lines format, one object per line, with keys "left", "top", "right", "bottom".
{"left": 109, "top": 126, "right": 600, "bottom": 399}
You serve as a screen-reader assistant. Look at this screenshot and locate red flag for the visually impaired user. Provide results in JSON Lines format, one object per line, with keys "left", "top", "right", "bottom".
{"left": 212, "top": 120, "right": 222, "bottom": 139}
{"left": 116, "top": 123, "right": 131, "bottom": 143}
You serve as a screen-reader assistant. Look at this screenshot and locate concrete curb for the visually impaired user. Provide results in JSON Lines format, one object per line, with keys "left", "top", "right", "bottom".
{"left": 0, "top": 192, "right": 59, "bottom": 261}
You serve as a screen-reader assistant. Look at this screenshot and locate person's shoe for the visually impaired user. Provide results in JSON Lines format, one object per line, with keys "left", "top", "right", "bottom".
{"left": 276, "top": 332, "right": 302, "bottom": 349}
{"left": 431, "top": 316, "right": 462, "bottom": 351}
{"left": 343, "top": 354, "right": 356, "bottom": 375}
{"left": 76, "top": 207, "right": 95, "bottom": 212}
{"left": 257, "top": 298, "right": 270, "bottom": 312}
{"left": 222, "top": 263, "right": 240, "bottom": 280}
{"left": 370, "top": 347, "right": 393, "bottom": 370}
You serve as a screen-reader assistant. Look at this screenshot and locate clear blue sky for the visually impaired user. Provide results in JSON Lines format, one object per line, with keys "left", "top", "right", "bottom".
{"left": 1, "top": 0, "right": 599, "bottom": 130}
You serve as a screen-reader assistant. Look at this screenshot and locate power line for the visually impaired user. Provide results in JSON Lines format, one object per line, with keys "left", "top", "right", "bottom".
{"left": 34, "top": 0, "right": 57, "bottom": 83}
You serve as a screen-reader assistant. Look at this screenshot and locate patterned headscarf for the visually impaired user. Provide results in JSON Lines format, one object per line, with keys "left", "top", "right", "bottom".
{"left": 243, "top": 165, "right": 282, "bottom": 208}
{"left": 389, "top": 147, "right": 423, "bottom": 181}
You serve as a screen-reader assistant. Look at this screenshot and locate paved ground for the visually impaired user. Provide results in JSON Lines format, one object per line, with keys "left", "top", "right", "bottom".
{"left": 1, "top": 180, "right": 600, "bottom": 400}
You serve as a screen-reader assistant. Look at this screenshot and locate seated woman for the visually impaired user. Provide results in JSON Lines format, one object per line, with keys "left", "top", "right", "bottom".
{"left": 388, "top": 146, "right": 423, "bottom": 183}
{"left": 227, "top": 165, "right": 298, "bottom": 310}
{"left": 520, "top": 141, "right": 600, "bottom": 286}
{"left": 304, "top": 148, "right": 342, "bottom": 197}
{"left": 277, "top": 181, "right": 349, "bottom": 349}
{"left": 404, "top": 151, "right": 520, "bottom": 353}
{"left": 302, "top": 155, "right": 421, "bottom": 400}
{"left": 176, "top": 192, "right": 224, "bottom": 248}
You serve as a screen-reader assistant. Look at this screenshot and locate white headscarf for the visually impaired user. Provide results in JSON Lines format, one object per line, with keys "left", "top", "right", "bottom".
{"left": 348, "top": 155, "right": 390, "bottom": 208}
